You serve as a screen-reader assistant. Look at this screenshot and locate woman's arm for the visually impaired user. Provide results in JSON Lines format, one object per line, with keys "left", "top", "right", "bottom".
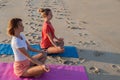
{"left": 18, "top": 47, "right": 42, "bottom": 65}
{"left": 54, "top": 35, "right": 59, "bottom": 40}
{"left": 54, "top": 35, "right": 64, "bottom": 41}
{"left": 26, "top": 41, "right": 45, "bottom": 53}
{"left": 46, "top": 32, "right": 57, "bottom": 47}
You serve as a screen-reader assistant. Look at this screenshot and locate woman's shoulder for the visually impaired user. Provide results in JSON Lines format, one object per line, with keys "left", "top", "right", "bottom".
{"left": 43, "top": 21, "right": 51, "bottom": 25}
{"left": 11, "top": 36, "right": 19, "bottom": 46}
{"left": 43, "top": 22, "right": 50, "bottom": 29}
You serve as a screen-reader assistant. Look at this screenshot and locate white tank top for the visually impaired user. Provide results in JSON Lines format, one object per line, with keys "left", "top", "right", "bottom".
{"left": 11, "top": 33, "right": 28, "bottom": 61}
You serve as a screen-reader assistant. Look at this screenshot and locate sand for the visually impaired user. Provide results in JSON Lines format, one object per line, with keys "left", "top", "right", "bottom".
{"left": 0, "top": 0, "right": 120, "bottom": 80}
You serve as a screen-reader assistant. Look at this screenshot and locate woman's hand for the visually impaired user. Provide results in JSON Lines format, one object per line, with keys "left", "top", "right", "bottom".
{"left": 39, "top": 50, "right": 47, "bottom": 53}
{"left": 55, "top": 46, "right": 63, "bottom": 50}
{"left": 42, "top": 65, "right": 50, "bottom": 72}
{"left": 58, "top": 38, "right": 64, "bottom": 41}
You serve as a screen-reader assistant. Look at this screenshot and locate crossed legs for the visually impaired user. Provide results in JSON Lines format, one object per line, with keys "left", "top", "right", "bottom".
{"left": 47, "top": 40, "right": 64, "bottom": 54}
{"left": 21, "top": 52, "right": 48, "bottom": 77}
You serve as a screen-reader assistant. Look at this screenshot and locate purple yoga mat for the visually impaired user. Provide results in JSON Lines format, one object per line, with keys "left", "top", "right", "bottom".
{"left": 0, "top": 63, "right": 89, "bottom": 80}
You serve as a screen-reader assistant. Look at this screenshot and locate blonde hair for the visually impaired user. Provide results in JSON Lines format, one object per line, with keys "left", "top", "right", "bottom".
{"left": 38, "top": 8, "right": 51, "bottom": 18}
{"left": 7, "top": 18, "right": 22, "bottom": 36}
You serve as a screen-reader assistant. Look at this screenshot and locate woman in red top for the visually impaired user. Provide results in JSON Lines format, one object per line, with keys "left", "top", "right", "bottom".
{"left": 38, "top": 8, "right": 64, "bottom": 54}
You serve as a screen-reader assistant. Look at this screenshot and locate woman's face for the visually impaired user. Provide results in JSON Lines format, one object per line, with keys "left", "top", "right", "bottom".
{"left": 47, "top": 11, "right": 53, "bottom": 20}
{"left": 17, "top": 21, "right": 24, "bottom": 32}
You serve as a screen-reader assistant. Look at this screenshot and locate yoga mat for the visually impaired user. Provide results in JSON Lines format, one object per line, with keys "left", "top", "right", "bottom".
{"left": 0, "top": 44, "right": 79, "bottom": 58}
{"left": 0, "top": 63, "right": 89, "bottom": 80}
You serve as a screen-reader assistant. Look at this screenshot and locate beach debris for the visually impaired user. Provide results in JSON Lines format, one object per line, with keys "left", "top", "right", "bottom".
{"left": 89, "top": 66, "right": 100, "bottom": 74}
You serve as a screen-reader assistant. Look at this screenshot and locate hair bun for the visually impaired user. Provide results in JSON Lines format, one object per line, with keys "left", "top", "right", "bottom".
{"left": 38, "top": 8, "right": 44, "bottom": 13}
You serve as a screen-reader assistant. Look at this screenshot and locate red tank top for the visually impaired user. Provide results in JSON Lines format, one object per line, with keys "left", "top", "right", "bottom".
{"left": 40, "top": 21, "right": 55, "bottom": 48}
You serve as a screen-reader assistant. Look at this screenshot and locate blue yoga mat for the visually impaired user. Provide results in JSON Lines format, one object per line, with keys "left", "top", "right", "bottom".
{"left": 0, "top": 44, "right": 79, "bottom": 58}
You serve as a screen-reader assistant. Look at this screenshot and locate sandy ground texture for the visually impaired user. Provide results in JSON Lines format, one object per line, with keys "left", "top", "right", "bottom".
{"left": 0, "top": 0, "right": 120, "bottom": 80}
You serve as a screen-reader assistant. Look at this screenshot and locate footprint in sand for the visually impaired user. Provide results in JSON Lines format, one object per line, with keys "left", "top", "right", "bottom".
{"left": 111, "top": 64, "right": 120, "bottom": 73}
{"left": 89, "top": 66, "right": 101, "bottom": 74}
{"left": 64, "top": 60, "right": 75, "bottom": 65}
{"left": 1, "top": 54, "right": 7, "bottom": 58}
{"left": 70, "top": 26, "right": 80, "bottom": 30}
{"left": 25, "top": 22, "right": 29, "bottom": 25}
{"left": 2, "top": 39, "right": 8, "bottom": 43}
{"left": 79, "top": 33, "right": 83, "bottom": 36}
{"left": 83, "top": 42, "right": 91, "bottom": 46}
{"left": 51, "top": 56, "right": 64, "bottom": 64}
{"left": 90, "top": 40, "right": 96, "bottom": 45}
{"left": 55, "top": 17, "right": 63, "bottom": 19}
{"left": 6, "top": 40, "right": 11, "bottom": 43}
{"left": 0, "top": 4, "right": 6, "bottom": 7}
{"left": 67, "top": 26, "right": 71, "bottom": 29}
{"left": 80, "top": 21, "right": 88, "bottom": 24}
{"left": 67, "top": 18, "right": 72, "bottom": 20}
{"left": 63, "top": 59, "right": 80, "bottom": 65}
{"left": 79, "top": 41, "right": 82, "bottom": 44}
{"left": 1, "top": 39, "right": 10, "bottom": 43}
{"left": 79, "top": 57, "right": 86, "bottom": 64}
{"left": 78, "top": 33, "right": 88, "bottom": 37}
{"left": 66, "top": 21, "right": 70, "bottom": 24}
{"left": 93, "top": 51, "right": 104, "bottom": 57}
{"left": 68, "top": 41, "right": 72, "bottom": 44}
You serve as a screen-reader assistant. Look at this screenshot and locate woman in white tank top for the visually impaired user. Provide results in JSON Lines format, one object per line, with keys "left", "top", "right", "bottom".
{"left": 7, "top": 18, "right": 50, "bottom": 77}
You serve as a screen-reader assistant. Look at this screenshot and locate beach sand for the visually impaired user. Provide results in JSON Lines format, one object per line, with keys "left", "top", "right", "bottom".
{"left": 0, "top": 0, "right": 120, "bottom": 80}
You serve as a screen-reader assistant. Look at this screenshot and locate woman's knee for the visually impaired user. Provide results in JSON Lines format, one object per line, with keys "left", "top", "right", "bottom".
{"left": 47, "top": 47, "right": 64, "bottom": 53}
{"left": 56, "top": 47, "right": 64, "bottom": 53}
{"left": 22, "top": 66, "right": 45, "bottom": 77}
{"left": 59, "top": 48, "right": 64, "bottom": 53}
